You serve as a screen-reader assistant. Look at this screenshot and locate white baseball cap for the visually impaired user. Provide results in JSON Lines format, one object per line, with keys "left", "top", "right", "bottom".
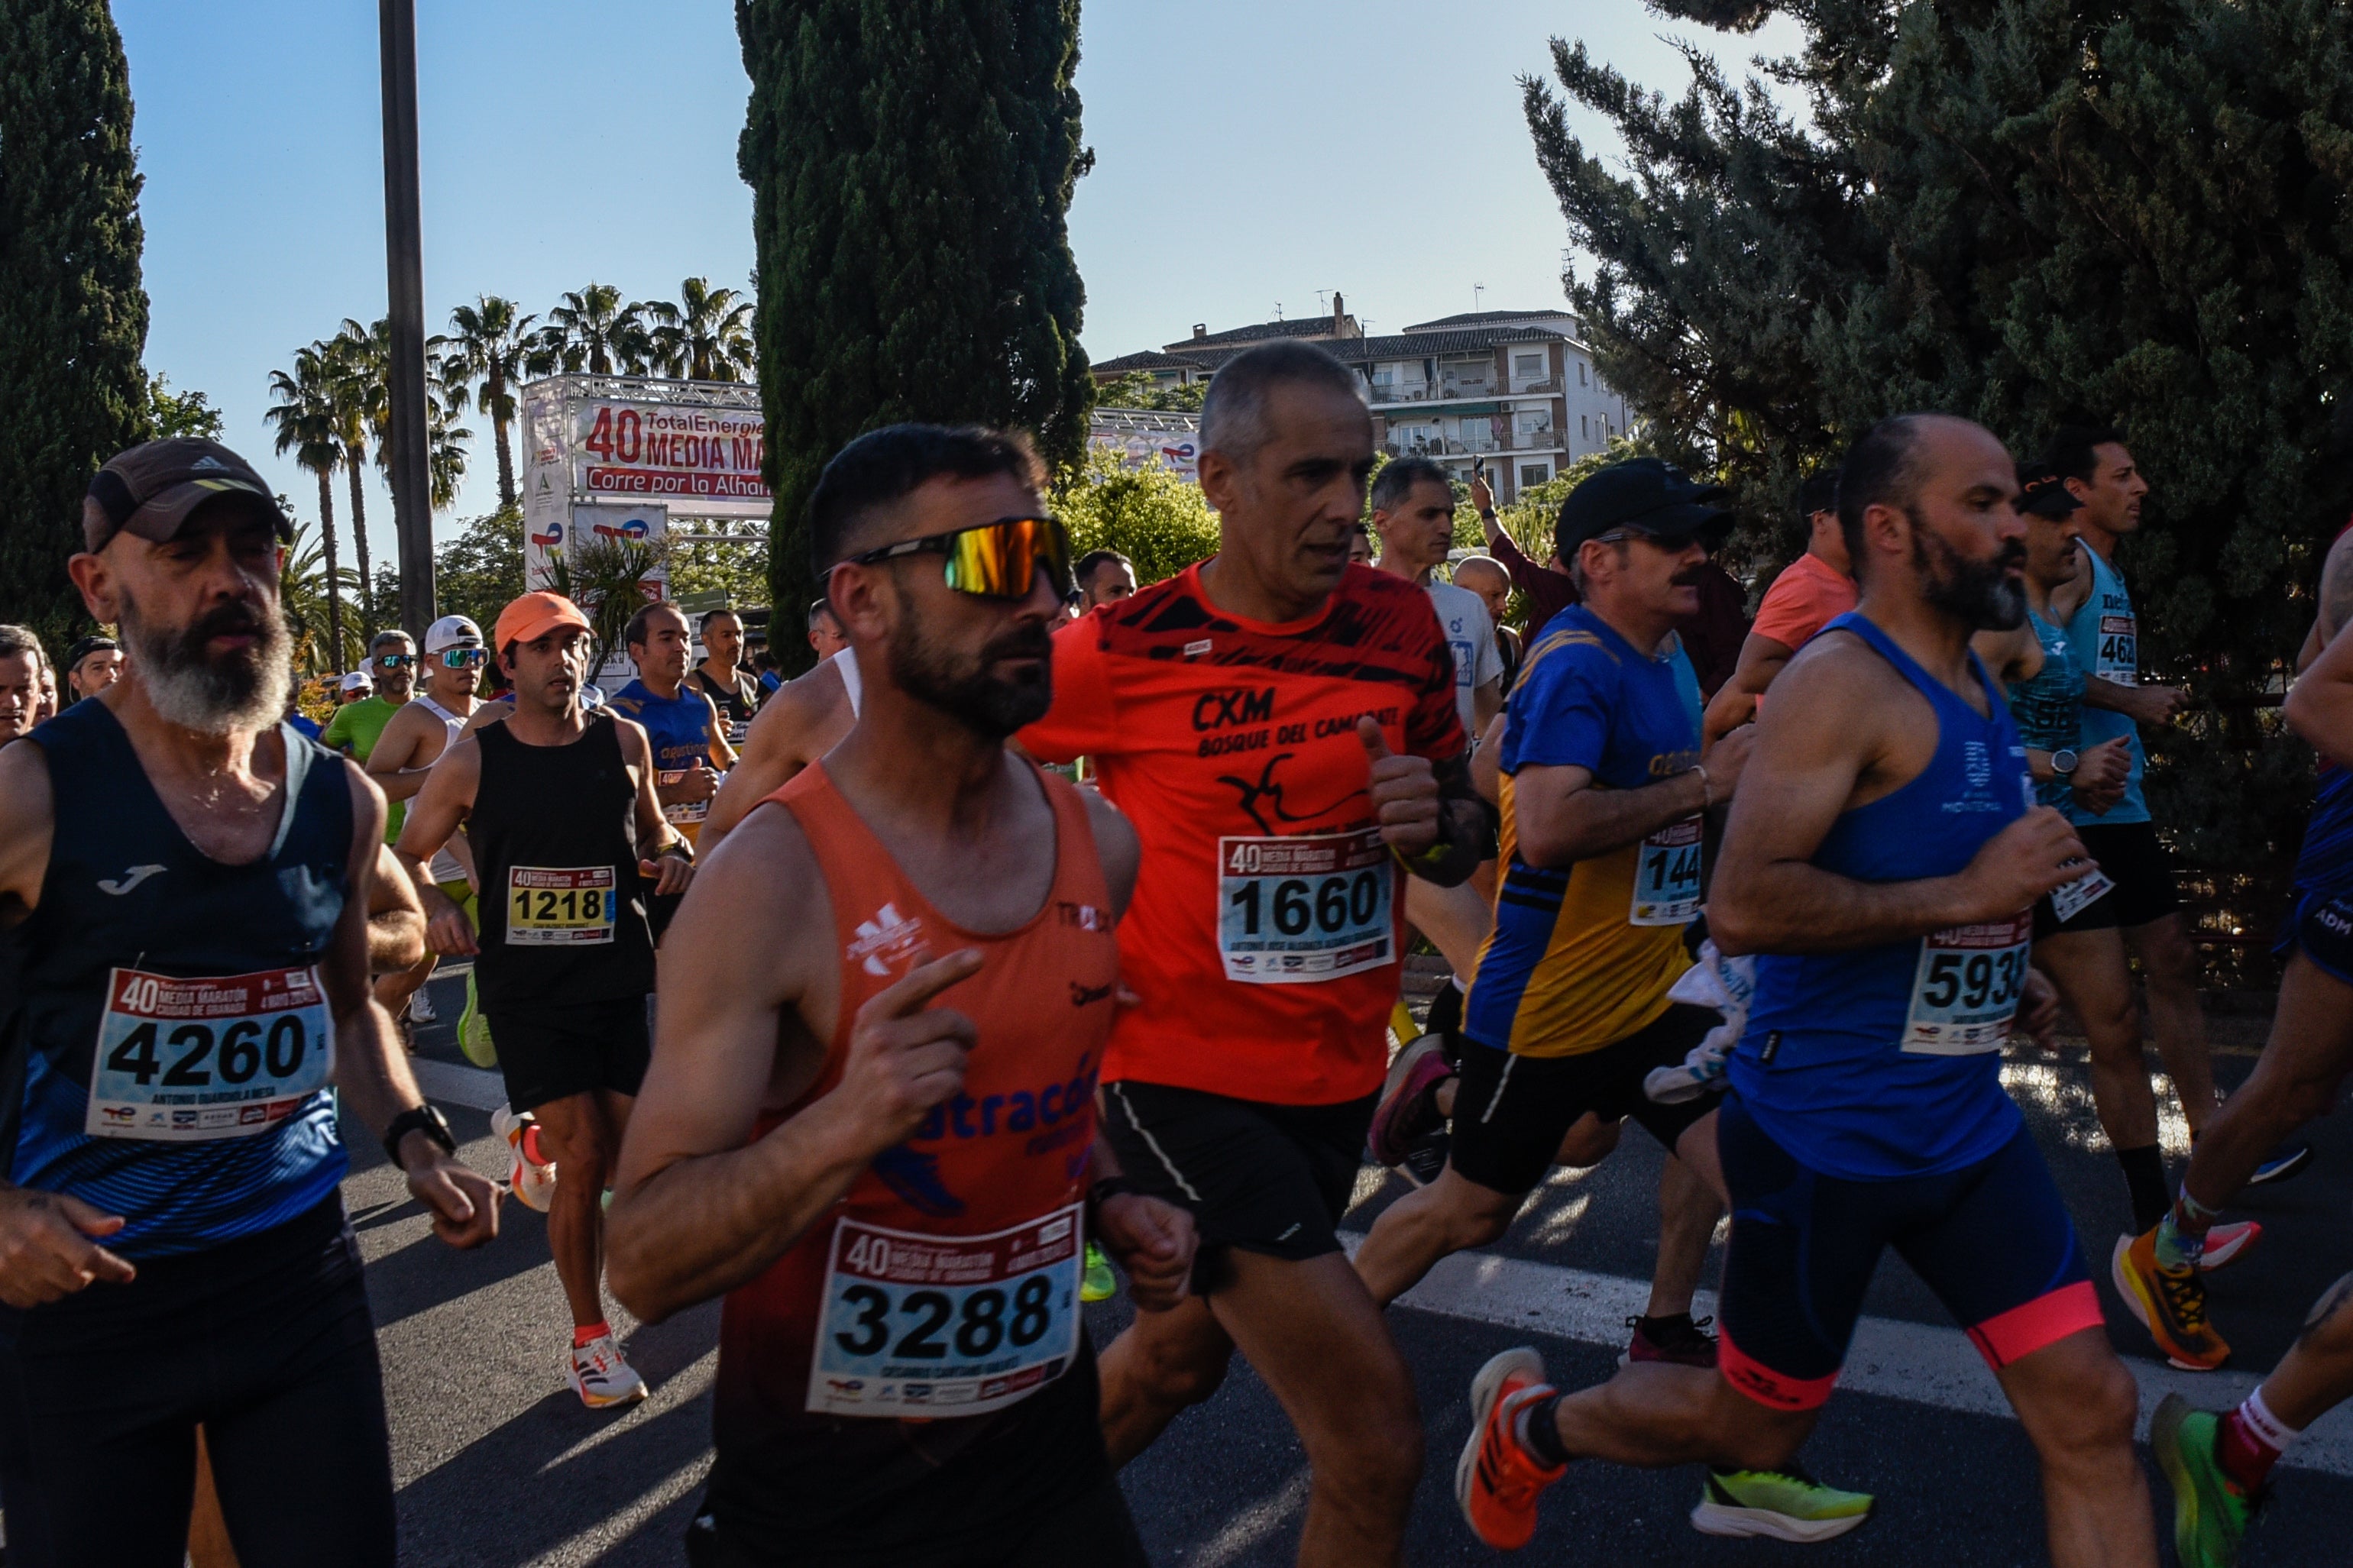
{"left": 338, "top": 671, "right": 374, "bottom": 693}
{"left": 423, "top": 614, "right": 484, "bottom": 654}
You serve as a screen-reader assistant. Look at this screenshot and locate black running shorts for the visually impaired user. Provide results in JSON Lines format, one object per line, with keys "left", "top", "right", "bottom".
{"left": 1098, "top": 1080, "right": 1375, "bottom": 1292}
{"left": 483, "top": 994, "right": 652, "bottom": 1114}
{"left": 2067, "top": 821, "right": 2180, "bottom": 930}
{"left": 1448, "top": 1003, "right": 1723, "bottom": 1198}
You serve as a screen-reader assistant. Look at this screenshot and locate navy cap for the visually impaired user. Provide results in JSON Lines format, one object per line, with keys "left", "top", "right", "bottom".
{"left": 2015, "top": 463, "right": 2081, "bottom": 521}
{"left": 1555, "top": 457, "right": 1733, "bottom": 560}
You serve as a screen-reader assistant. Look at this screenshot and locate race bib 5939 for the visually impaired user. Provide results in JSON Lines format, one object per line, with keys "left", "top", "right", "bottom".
{"left": 1901, "top": 914, "right": 2031, "bottom": 1055}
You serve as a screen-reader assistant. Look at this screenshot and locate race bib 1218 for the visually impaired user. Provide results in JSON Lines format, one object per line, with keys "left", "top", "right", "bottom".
{"left": 507, "top": 865, "right": 617, "bottom": 946}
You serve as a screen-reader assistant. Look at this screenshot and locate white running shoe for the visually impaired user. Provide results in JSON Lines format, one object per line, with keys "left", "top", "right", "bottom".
{"left": 407, "top": 988, "right": 437, "bottom": 1023}
{"left": 568, "top": 1334, "right": 648, "bottom": 1408}
{"left": 492, "top": 1103, "right": 558, "bottom": 1213}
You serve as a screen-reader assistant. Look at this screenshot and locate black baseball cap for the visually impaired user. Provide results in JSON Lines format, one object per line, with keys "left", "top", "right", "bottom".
{"left": 2015, "top": 464, "right": 2082, "bottom": 520}
{"left": 83, "top": 438, "right": 292, "bottom": 553}
{"left": 1555, "top": 457, "right": 1734, "bottom": 559}
{"left": 63, "top": 635, "right": 118, "bottom": 674}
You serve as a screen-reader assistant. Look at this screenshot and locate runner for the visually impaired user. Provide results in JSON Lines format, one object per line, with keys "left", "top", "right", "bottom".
{"left": 0, "top": 624, "right": 47, "bottom": 746}
{"left": 808, "top": 597, "right": 849, "bottom": 660}
{"left": 365, "top": 615, "right": 486, "bottom": 1039}
{"left": 1450, "top": 555, "right": 1522, "bottom": 693}
{"left": 611, "top": 602, "right": 734, "bottom": 855}
{"left": 2115, "top": 519, "right": 2353, "bottom": 1369}
{"left": 0, "top": 436, "right": 498, "bottom": 1567}
{"left": 320, "top": 630, "right": 416, "bottom": 767}
{"left": 1371, "top": 456, "right": 1505, "bottom": 739}
{"left": 1702, "top": 471, "right": 1856, "bottom": 744}
{"left": 606, "top": 422, "right": 1194, "bottom": 1566}
{"left": 396, "top": 589, "right": 691, "bottom": 1408}
{"left": 697, "top": 640, "right": 860, "bottom": 857}
{"left": 1973, "top": 468, "right": 2230, "bottom": 1248}
{"left": 1456, "top": 414, "right": 2156, "bottom": 1564}
{"left": 1075, "top": 548, "right": 1138, "bottom": 610}
{"left": 1018, "top": 341, "right": 1490, "bottom": 1567}
{"left": 684, "top": 606, "right": 764, "bottom": 751}
{"left": 2148, "top": 616, "right": 2353, "bottom": 1566}
{"left": 1354, "top": 455, "right": 1743, "bottom": 1376}
{"left": 336, "top": 670, "right": 372, "bottom": 704}
{"left": 62, "top": 634, "right": 125, "bottom": 705}
{"left": 34, "top": 658, "right": 57, "bottom": 726}
{"left": 2044, "top": 427, "right": 2226, "bottom": 1162}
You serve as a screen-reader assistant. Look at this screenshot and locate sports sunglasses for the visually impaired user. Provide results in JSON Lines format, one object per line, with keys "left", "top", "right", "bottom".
{"left": 435, "top": 647, "right": 488, "bottom": 670}
{"left": 839, "top": 516, "right": 1073, "bottom": 600}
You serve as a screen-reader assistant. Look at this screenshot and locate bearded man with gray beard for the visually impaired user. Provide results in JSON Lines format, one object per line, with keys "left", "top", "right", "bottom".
{"left": 0, "top": 438, "right": 502, "bottom": 1568}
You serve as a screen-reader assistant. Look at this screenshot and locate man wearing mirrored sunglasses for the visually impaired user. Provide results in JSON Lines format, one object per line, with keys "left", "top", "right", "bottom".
{"left": 321, "top": 630, "right": 416, "bottom": 776}
{"left": 366, "top": 616, "right": 487, "bottom": 1036}
{"left": 1021, "top": 340, "right": 1492, "bottom": 1568}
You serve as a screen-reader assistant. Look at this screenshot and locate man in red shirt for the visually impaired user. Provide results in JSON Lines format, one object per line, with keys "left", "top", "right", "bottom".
{"left": 1023, "top": 341, "right": 1490, "bottom": 1567}
{"left": 1704, "top": 471, "right": 1858, "bottom": 742}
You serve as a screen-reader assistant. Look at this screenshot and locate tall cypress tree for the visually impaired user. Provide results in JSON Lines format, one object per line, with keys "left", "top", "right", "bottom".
{"left": 0, "top": 0, "right": 150, "bottom": 650}
{"left": 738, "top": 0, "right": 1092, "bottom": 665}
{"left": 1526, "top": 0, "right": 2353, "bottom": 884}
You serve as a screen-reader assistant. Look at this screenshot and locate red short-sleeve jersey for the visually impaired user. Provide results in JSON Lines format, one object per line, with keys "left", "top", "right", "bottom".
{"left": 1021, "top": 561, "right": 1465, "bottom": 1104}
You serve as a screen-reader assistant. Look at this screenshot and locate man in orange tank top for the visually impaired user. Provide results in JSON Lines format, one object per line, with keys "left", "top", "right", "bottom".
{"left": 607, "top": 425, "right": 1197, "bottom": 1568}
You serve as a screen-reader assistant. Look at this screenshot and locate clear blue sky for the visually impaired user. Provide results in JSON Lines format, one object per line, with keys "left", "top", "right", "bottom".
{"left": 116, "top": 1, "right": 1799, "bottom": 558}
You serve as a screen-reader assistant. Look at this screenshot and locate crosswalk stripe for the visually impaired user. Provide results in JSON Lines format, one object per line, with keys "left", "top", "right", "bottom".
{"left": 1344, "top": 1233, "right": 2353, "bottom": 1478}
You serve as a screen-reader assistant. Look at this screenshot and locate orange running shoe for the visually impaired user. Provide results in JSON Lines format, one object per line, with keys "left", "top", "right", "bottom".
{"left": 2113, "top": 1230, "right": 2229, "bottom": 1371}
{"left": 1456, "top": 1347, "right": 1567, "bottom": 1550}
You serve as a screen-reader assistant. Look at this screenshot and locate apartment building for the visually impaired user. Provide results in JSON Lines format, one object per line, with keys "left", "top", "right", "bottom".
{"left": 1092, "top": 299, "right": 1633, "bottom": 502}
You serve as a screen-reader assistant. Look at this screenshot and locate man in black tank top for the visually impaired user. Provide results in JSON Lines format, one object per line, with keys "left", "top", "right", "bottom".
{"left": 685, "top": 606, "right": 763, "bottom": 749}
{"left": 0, "top": 438, "right": 500, "bottom": 1568}
{"left": 398, "top": 590, "right": 694, "bottom": 1410}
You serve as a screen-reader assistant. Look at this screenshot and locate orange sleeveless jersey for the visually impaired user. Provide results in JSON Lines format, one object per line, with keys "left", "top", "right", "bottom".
{"left": 713, "top": 759, "right": 1119, "bottom": 1458}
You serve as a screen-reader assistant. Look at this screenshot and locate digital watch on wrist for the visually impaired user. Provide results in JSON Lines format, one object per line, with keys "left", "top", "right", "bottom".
{"left": 382, "top": 1103, "right": 457, "bottom": 1168}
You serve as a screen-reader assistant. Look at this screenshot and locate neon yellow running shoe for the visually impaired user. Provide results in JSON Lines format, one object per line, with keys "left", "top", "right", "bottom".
{"left": 1080, "top": 1241, "right": 1118, "bottom": 1303}
{"left": 458, "top": 968, "right": 497, "bottom": 1069}
{"left": 1691, "top": 1466, "right": 1872, "bottom": 1542}
{"left": 2152, "top": 1392, "right": 2258, "bottom": 1567}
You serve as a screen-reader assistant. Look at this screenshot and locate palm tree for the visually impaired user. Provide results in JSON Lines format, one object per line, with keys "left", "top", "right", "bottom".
{"left": 325, "top": 320, "right": 388, "bottom": 633}
{"left": 536, "top": 283, "right": 652, "bottom": 377}
{"left": 443, "top": 295, "right": 537, "bottom": 509}
{"left": 423, "top": 355, "right": 474, "bottom": 512}
{"left": 540, "top": 532, "right": 666, "bottom": 685}
{"left": 278, "top": 522, "right": 364, "bottom": 674}
{"left": 264, "top": 343, "right": 348, "bottom": 663}
{"left": 643, "top": 278, "right": 756, "bottom": 383}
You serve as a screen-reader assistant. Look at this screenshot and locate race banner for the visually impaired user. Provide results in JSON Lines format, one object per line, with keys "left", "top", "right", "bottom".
{"left": 573, "top": 399, "right": 769, "bottom": 510}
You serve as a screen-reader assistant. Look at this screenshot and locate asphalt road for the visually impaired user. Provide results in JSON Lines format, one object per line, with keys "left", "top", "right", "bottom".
{"left": 363, "top": 970, "right": 2353, "bottom": 1566}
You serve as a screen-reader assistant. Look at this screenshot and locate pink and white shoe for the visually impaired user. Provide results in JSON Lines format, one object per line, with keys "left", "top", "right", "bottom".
{"left": 492, "top": 1103, "right": 557, "bottom": 1214}
{"left": 2199, "top": 1220, "right": 2261, "bottom": 1272}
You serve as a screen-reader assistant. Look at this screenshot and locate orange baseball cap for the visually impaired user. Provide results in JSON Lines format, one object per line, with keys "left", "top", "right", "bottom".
{"left": 493, "top": 591, "right": 591, "bottom": 651}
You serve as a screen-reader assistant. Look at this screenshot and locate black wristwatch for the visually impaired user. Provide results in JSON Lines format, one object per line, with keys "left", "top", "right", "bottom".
{"left": 382, "top": 1103, "right": 457, "bottom": 1168}
{"left": 2050, "top": 748, "right": 2080, "bottom": 779}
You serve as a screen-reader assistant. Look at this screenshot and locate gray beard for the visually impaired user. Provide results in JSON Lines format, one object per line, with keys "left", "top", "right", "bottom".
{"left": 122, "top": 594, "right": 294, "bottom": 736}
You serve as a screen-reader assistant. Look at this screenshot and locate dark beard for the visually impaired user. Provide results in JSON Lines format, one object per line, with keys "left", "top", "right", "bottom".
{"left": 121, "top": 587, "right": 292, "bottom": 734}
{"left": 885, "top": 616, "right": 1054, "bottom": 740}
{"left": 1913, "top": 517, "right": 2027, "bottom": 632}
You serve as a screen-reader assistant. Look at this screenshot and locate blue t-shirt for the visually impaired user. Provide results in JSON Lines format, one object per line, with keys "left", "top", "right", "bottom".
{"left": 2062, "top": 544, "right": 2148, "bottom": 825}
{"left": 1462, "top": 606, "right": 1703, "bottom": 1057}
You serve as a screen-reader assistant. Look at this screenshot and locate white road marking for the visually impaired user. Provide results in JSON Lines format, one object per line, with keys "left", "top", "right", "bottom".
{"left": 410, "top": 1056, "right": 507, "bottom": 1111}
{"left": 1342, "top": 1234, "right": 2353, "bottom": 1478}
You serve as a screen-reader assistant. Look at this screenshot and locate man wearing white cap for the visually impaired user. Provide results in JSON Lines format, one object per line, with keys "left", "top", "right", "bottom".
{"left": 337, "top": 671, "right": 374, "bottom": 703}
{"left": 367, "top": 616, "right": 488, "bottom": 1049}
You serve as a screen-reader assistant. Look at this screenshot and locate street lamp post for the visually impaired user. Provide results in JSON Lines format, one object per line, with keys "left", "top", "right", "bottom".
{"left": 380, "top": 0, "right": 435, "bottom": 634}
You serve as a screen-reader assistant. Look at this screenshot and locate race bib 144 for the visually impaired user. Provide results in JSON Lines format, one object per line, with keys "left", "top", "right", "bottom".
{"left": 1630, "top": 818, "right": 1703, "bottom": 927}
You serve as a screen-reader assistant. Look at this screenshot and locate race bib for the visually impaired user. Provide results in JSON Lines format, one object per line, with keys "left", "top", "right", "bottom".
{"left": 2048, "top": 860, "right": 2115, "bottom": 926}
{"left": 507, "top": 865, "right": 617, "bottom": 946}
{"left": 726, "top": 718, "right": 751, "bottom": 748}
{"left": 1449, "top": 638, "right": 1477, "bottom": 689}
{"left": 2095, "top": 614, "right": 2137, "bottom": 684}
{"left": 1630, "top": 818, "right": 1703, "bottom": 926}
{"left": 658, "top": 769, "right": 710, "bottom": 826}
{"left": 86, "top": 965, "right": 333, "bottom": 1141}
{"left": 1217, "top": 829, "right": 1394, "bottom": 984}
{"left": 808, "top": 1202, "right": 1083, "bottom": 1418}
{"left": 1901, "top": 913, "right": 2033, "bottom": 1055}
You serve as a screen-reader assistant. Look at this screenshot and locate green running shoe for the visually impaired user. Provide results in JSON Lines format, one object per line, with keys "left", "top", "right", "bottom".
{"left": 1080, "top": 1242, "right": 1118, "bottom": 1303}
{"left": 458, "top": 968, "right": 497, "bottom": 1069}
{"left": 1691, "top": 1466, "right": 1872, "bottom": 1543}
{"left": 2153, "top": 1392, "right": 2257, "bottom": 1567}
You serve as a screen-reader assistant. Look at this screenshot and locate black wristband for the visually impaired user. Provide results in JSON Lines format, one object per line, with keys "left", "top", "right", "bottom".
{"left": 1089, "top": 1175, "right": 1142, "bottom": 1205}
{"left": 381, "top": 1103, "right": 456, "bottom": 1168}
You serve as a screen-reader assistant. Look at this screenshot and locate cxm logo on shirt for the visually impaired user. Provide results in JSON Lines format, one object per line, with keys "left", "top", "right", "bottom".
{"left": 848, "top": 902, "right": 925, "bottom": 978}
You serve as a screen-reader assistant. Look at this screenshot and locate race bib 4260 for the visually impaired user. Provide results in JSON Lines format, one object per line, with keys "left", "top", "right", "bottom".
{"left": 1901, "top": 914, "right": 2032, "bottom": 1056}
{"left": 808, "top": 1202, "right": 1083, "bottom": 1418}
{"left": 86, "top": 965, "right": 334, "bottom": 1141}
{"left": 1217, "top": 829, "right": 1394, "bottom": 984}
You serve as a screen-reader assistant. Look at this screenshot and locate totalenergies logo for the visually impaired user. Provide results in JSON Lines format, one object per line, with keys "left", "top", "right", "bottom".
{"left": 591, "top": 516, "right": 652, "bottom": 542}
{"left": 1160, "top": 440, "right": 1196, "bottom": 465}
{"left": 529, "top": 519, "right": 565, "bottom": 548}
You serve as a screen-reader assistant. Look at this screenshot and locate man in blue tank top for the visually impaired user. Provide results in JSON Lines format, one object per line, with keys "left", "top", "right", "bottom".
{"left": 0, "top": 438, "right": 500, "bottom": 1568}
{"left": 609, "top": 600, "right": 734, "bottom": 854}
{"left": 2118, "top": 522, "right": 2353, "bottom": 1375}
{"left": 1457, "top": 416, "right": 2157, "bottom": 1566}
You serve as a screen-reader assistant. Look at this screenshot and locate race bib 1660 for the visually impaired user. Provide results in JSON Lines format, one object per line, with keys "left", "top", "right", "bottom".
{"left": 1217, "top": 829, "right": 1394, "bottom": 984}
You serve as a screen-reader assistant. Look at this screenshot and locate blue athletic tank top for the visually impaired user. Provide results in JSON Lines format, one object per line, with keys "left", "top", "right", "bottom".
{"left": 2296, "top": 765, "right": 2353, "bottom": 900}
{"left": 2061, "top": 545, "right": 2148, "bottom": 824}
{"left": 2005, "top": 609, "right": 2081, "bottom": 810}
{"left": 1730, "top": 613, "right": 2037, "bottom": 1180}
{"left": 5, "top": 701, "right": 351, "bottom": 1258}
{"left": 609, "top": 677, "right": 715, "bottom": 839}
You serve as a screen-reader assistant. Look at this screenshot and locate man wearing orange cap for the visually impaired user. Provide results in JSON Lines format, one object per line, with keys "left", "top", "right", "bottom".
{"left": 398, "top": 590, "right": 695, "bottom": 1408}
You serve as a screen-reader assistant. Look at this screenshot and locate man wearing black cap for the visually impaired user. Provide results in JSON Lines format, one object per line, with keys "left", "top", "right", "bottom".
{"left": 0, "top": 438, "right": 500, "bottom": 1566}
{"left": 63, "top": 635, "right": 125, "bottom": 706}
{"left": 1353, "top": 458, "right": 1748, "bottom": 1372}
